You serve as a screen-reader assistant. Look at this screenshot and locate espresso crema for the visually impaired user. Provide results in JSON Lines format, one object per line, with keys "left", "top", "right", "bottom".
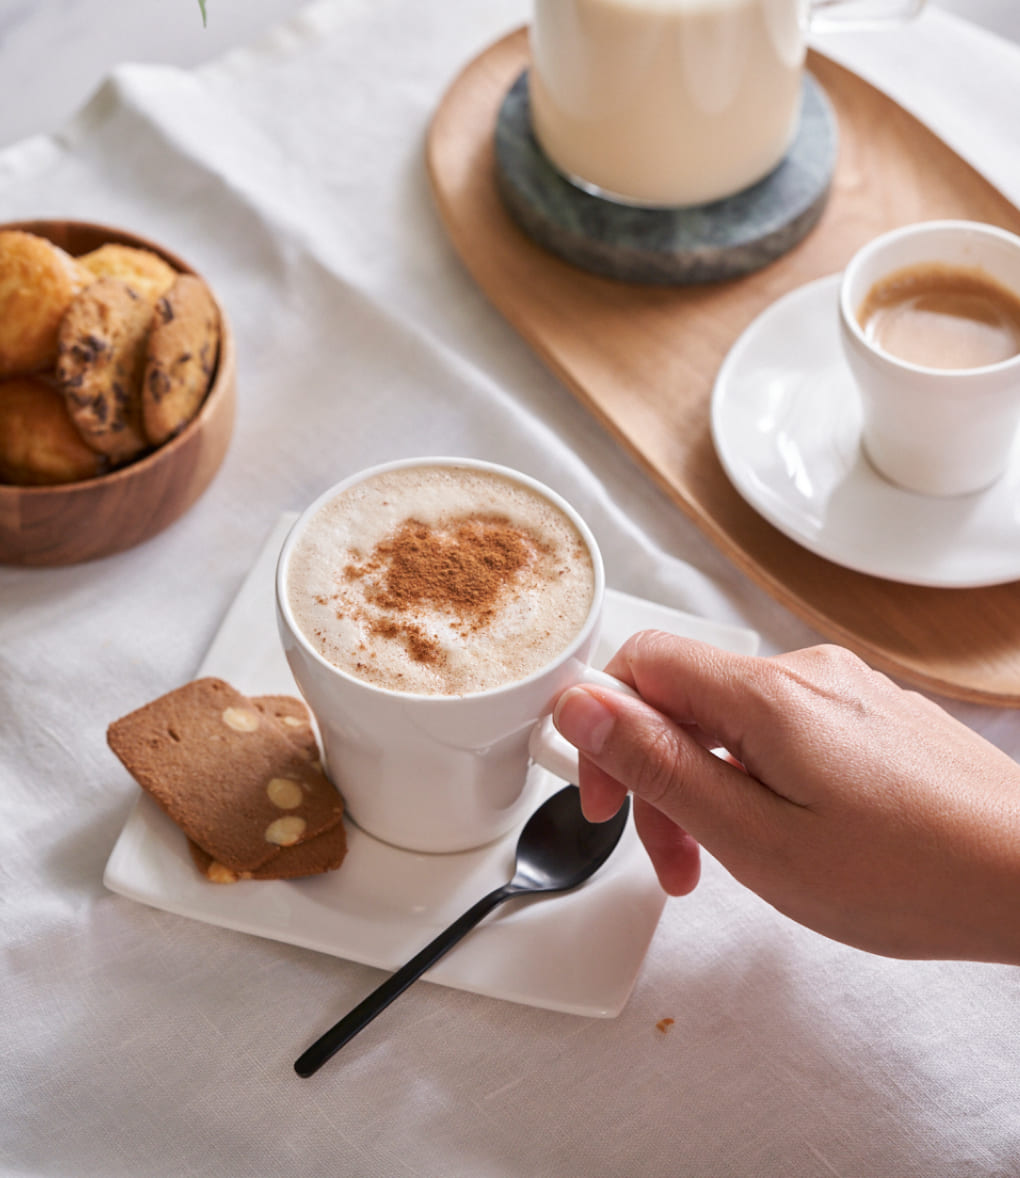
{"left": 285, "top": 465, "right": 596, "bottom": 696}
{"left": 858, "top": 263, "right": 1020, "bottom": 370}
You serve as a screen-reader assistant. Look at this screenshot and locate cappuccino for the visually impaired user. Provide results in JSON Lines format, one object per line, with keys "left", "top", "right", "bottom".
{"left": 858, "top": 263, "right": 1020, "bottom": 370}
{"left": 285, "top": 465, "right": 596, "bottom": 696}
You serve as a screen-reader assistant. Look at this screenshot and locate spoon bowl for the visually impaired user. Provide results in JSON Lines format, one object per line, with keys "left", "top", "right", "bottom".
{"left": 294, "top": 784, "right": 631, "bottom": 1077}
{"left": 506, "top": 785, "right": 630, "bottom": 893}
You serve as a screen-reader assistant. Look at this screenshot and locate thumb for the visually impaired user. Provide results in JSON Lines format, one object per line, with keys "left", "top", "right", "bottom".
{"left": 553, "top": 684, "right": 789, "bottom": 862}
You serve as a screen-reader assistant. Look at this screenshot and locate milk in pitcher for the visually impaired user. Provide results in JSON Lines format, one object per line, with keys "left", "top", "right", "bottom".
{"left": 529, "top": 0, "right": 807, "bottom": 207}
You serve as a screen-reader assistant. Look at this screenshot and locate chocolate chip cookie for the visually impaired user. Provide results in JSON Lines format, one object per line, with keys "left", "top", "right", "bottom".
{"left": 142, "top": 274, "right": 220, "bottom": 446}
{"left": 55, "top": 276, "right": 156, "bottom": 463}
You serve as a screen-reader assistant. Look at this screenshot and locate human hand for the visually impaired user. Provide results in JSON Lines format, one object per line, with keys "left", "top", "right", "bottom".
{"left": 553, "top": 633, "right": 1020, "bottom": 963}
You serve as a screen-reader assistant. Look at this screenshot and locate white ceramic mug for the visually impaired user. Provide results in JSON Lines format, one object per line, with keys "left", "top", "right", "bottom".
{"left": 839, "top": 220, "right": 1020, "bottom": 497}
{"left": 276, "top": 458, "right": 633, "bottom": 853}
{"left": 529, "top": 0, "right": 926, "bottom": 208}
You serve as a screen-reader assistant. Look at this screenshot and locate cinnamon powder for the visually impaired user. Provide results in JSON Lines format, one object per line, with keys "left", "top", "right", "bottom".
{"left": 344, "top": 514, "right": 535, "bottom": 666}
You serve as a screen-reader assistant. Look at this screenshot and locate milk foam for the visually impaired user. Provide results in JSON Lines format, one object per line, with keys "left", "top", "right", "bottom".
{"left": 286, "top": 466, "right": 596, "bottom": 696}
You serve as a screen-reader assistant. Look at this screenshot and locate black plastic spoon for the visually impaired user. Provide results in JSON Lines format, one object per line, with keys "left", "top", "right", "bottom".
{"left": 294, "top": 784, "right": 631, "bottom": 1077}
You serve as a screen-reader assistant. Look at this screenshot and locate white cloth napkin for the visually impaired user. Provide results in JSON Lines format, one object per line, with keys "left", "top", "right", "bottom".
{"left": 2, "top": 3, "right": 1019, "bottom": 1175}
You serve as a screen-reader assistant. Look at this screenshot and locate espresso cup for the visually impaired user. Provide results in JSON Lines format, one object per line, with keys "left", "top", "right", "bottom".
{"left": 276, "top": 457, "right": 632, "bottom": 853}
{"left": 528, "top": 0, "right": 925, "bottom": 208}
{"left": 838, "top": 220, "right": 1020, "bottom": 497}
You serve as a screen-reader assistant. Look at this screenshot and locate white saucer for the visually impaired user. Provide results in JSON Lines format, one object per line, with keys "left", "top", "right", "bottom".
{"left": 104, "top": 514, "right": 759, "bottom": 1018}
{"left": 711, "top": 273, "right": 1020, "bottom": 589}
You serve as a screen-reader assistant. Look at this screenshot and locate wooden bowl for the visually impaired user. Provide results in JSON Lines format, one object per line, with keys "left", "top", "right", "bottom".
{"left": 0, "top": 219, "right": 236, "bottom": 566}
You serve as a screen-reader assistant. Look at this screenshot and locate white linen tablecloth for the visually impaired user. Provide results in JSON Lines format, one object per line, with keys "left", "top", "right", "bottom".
{"left": 2, "top": 2, "right": 1019, "bottom": 1174}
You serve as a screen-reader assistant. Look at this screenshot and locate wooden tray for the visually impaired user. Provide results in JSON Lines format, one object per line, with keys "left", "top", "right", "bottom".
{"left": 426, "top": 28, "right": 1020, "bottom": 708}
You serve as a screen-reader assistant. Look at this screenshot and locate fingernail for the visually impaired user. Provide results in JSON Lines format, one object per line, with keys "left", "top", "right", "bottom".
{"left": 554, "top": 688, "right": 615, "bottom": 756}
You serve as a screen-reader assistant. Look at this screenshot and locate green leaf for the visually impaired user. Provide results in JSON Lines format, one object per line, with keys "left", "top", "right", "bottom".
{"left": 198, "top": 0, "right": 207, "bottom": 26}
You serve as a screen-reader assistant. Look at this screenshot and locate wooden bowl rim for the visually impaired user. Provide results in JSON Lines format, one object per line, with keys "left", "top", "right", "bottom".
{"left": 0, "top": 218, "right": 235, "bottom": 500}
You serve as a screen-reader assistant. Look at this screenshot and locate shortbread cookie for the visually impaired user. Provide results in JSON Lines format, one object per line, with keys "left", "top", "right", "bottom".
{"left": 107, "top": 677, "right": 345, "bottom": 873}
{"left": 187, "top": 817, "right": 348, "bottom": 883}
{"left": 252, "top": 694, "right": 319, "bottom": 761}
{"left": 78, "top": 243, "right": 177, "bottom": 302}
{"left": 141, "top": 274, "right": 220, "bottom": 445}
{"left": 0, "top": 230, "right": 92, "bottom": 377}
{"left": 55, "top": 276, "right": 155, "bottom": 463}
{"left": 0, "top": 376, "right": 105, "bottom": 485}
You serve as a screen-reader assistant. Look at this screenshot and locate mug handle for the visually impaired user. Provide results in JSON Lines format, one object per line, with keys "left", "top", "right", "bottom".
{"left": 528, "top": 668, "right": 639, "bottom": 785}
{"left": 809, "top": 0, "right": 926, "bottom": 32}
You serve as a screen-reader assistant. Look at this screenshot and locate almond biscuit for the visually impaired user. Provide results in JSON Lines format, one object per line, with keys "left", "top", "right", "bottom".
{"left": 252, "top": 694, "right": 319, "bottom": 762}
{"left": 107, "top": 677, "right": 345, "bottom": 874}
{"left": 187, "top": 817, "right": 348, "bottom": 883}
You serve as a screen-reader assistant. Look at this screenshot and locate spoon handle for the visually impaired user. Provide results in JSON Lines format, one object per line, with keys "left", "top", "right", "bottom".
{"left": 294, "top": 883, "right": 515, "bottom": 1077}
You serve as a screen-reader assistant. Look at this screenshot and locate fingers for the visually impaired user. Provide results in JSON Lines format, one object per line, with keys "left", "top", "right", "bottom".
{"left": 575, "top": 756, "right": 628, "bottom": 823}
{"left": 599, "top": 634, "right": 892, "bottom": 805}
{"left": 632, "top": 796, "right": 701, "bottom": 896}
{"left": 555, "top": 633, "right": 1020, "bottom": 962}
{"left": 554, "top": 682, "right": 787, "bottom": 864}
{"left": 601, "top": 631, "right": 753, "bottom": 713}
{"left": 576, "top": 757, "right": 700, "bottom": 895}
{"left": 554, "top": 635, "right": 880, "bottom": 908}
{"left": 600, "top": 632, "right": 762, "bottom": 762}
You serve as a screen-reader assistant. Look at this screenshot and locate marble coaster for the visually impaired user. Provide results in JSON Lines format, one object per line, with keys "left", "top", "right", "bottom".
{"left": 494, "top": 70, "right": 838, "bottom": 285}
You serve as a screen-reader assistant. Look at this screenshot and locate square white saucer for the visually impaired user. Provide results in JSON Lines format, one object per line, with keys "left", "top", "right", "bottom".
{"left": 104, "top": 515, "right": 759, "bottom": 1017}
